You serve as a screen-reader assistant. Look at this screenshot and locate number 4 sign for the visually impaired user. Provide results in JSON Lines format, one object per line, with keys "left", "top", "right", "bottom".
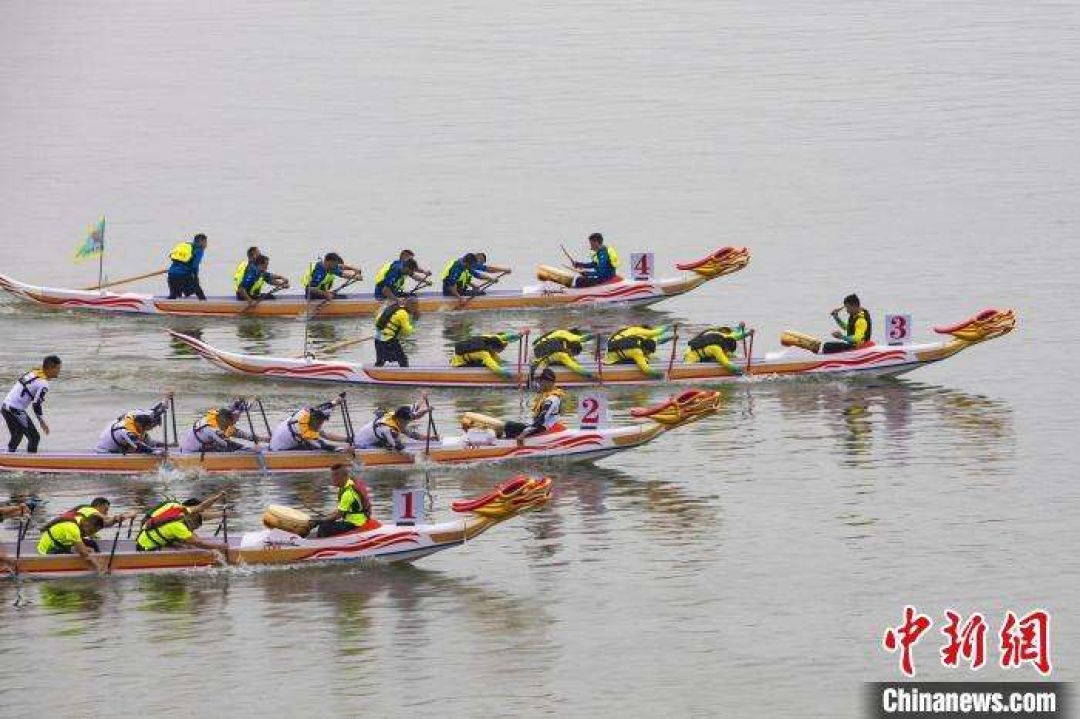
{"left": 577, "top": 392, "right": 609, "bottom": 429}
{"left": 630, "top": 252, "right": 654, "bottom": 281}
{"left": 885, "top": 314, "right": 912, "bottom": 346}
{"left": 392, "top": 489, "right": 426, "bottom": 526}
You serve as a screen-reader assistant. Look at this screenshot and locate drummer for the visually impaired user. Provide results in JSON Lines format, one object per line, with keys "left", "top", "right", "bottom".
{"left": 309, "top": 464, "right": 374, "bottom": 538}
{"left": 269, "top": 398, "right": 350, "bottom": 452}
{"left": 530, "top": 328, "right": 593, "bottom": 379}
{"left": 823, "top": 294, "right": 872, "bottom": 354}
{"left": 93, "top": 398, "right": 170, "bottom": 454}
{"left": 179, "top": 402, "right": 263, "bottom": 453}
{"left": 503, "top": 368, "right": 566, "bottom": 443}
{"left": 571, "top": 233, "right": 619, "bottom": 287}
{"left": 450, "top": 331, "right": 521, "bottom": 377}
{"left": 373, "top": 250, "right": 432, "bottom": 299}
{"left": 353, "top": 397, "right": 431, "bottom": 452}
{"left": 684, "top": 323, "right": 754, "bottom": 375}
{"left": 602, "top": 324, "right": 672, "bottom": 377}
{"left": 135, "top": 493, "right": 231, "bottom": 563}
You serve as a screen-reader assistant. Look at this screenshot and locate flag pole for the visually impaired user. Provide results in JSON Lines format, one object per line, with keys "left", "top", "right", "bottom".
{"left": 97, "top": 217, "right": 105, "bottom": 292}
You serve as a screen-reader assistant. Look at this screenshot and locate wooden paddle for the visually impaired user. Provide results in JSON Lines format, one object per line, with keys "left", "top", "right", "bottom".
{"left": 105, "top": 521, "right": 124, "bottom": 574}
{"left": 82, "top": 269, "right": 166, "bottom": 291}
{"left": 666, "top": 324, "right": 680, "bottom": 379}
{"left": 307, "top": 275, "right": 362, "bottom": 320}
{"left": 240, "top": 285, "right": 287, "bottom": 315}
{"left": 459, "top": 271, "right": 508, "bottom": 308}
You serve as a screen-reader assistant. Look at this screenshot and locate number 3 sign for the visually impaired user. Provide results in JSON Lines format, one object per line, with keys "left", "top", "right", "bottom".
{"left": 629, "top": 252, "right": 654, "bottom": 281}
{"left": 392, "top": 489, "right": 426, "bottom": 526}
{"left": 885, "top": 314, "right": 912, "bottom": 345}
{"left": 577, "top": 392, "right": 609, "bottom": 429}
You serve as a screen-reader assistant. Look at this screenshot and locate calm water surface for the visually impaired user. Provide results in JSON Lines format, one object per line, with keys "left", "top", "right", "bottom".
{"left": 1, "top": 2, "right": 1078, "bottom": 717}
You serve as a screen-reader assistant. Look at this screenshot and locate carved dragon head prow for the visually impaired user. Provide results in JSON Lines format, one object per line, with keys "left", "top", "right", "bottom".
{"left": 629, "top": 389, "right": 721, "bottom": 428}
{"left": 933, "top": 308, "right": 1017, "bottom": 344}
{"left": 452, "top": 475, "right": 553, "bottom": 521}
{"left": 676, "top": 247, "right": 750, "bottom": 280}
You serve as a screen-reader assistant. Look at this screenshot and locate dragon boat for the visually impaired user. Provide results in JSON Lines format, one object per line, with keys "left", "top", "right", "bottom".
{"left": 2, "top": 475, "right": 551, "bottom": 579}
{"left": 0, "top": 390, "right": 720, "bottom": 476}
{"left": 171, "top": 308, "right": 1016, "bottom": 388}
{"left": 0, "top": 247, "right": 748, "bottom": 318}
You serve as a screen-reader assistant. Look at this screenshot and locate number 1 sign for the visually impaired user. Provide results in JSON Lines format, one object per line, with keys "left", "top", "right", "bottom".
{"left": 577, "top": 392, "right": 609, "bottom": 429}
{"left": 392, "top": 489, "right": 426, "bottom": 526}
{"left": 630, "top": 252, "right": 654, "bottom": 281}
{"left": 885, "top": 314, "right": 912, "bottom": 345}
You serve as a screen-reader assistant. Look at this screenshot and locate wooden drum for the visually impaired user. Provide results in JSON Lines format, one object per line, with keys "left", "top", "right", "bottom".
{"left": 536, "top": 265, "right": 576, "bottom": 287}
{"left": 460, "top": 412, "right": 506, "bottom": 433}
{"left": 780, "top": 330, "right": 822, "bottom": 354}
{"left": 262, "top": 505, "right": 312, "bottom": 535}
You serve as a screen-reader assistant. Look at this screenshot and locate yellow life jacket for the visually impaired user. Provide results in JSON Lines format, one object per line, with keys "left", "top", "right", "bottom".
{"left": 121, "top": 414, "right": 147, "bottom": 439}
{"left": 440, "top": 258, "right": 471, "bottom": 289}
{"left": 232, "top": 260, "right": 266, "bottom": 295}
{"left": 594, "top": 245, "right": 619, "bottom": 269}
{"left": 287, "top": 409, "right": 321, "bottom": 442}
{"left": 339, "top": 478, "right": 369, "bottom": 527}
{"left": 302, "top": 261, "right": 335, "bottom": 291}
{"left": 375, "top": 411, "right": 404, "bottom": 434}
{"left": 195, "top": 410, "right": 236, "bottom": 438}
{"left": 373, "top": 261, "right": 407, "bottom": 293}
{"left": 169, "top": 242, "right": 194, "bottom": 263}
{"left": 530, "top": 388, "right": 565, "bottom": 416}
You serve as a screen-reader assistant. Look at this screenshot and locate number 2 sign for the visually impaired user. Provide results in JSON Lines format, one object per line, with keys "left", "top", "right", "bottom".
{"left": 630, "top": 252, "right": 654, "bottom": 281}
{"left": 885, "top": 314, "right": 912, "bottom": 345}
{"left": 577, "top": 392, "right": 609, "bottom": 429}
{"left": 392, "top": 489, "right": 426, "bottom": 526}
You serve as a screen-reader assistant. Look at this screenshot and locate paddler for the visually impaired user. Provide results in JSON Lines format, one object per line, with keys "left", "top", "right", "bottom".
{"left": 166, "top": 233, "right": 208, "bottom": 300}
{"left": 440, "top": 253, "right": 484, "bottom": 297}
{"left": 373, "top": 250, "right": 432, "bottom": 299}
{"left": 503, "top": 368, "right": 565, "bottom": 443}
{"left": 603, "top": 324, "right": 673, "bottom": 377}
{"left": 308, "top": 464, "right": 374, "bottom": 537}
{"left": 473, "top": 252, "right": 513, "bottom": 278}
{"left": 374, "top": 296, "right": 419, "bottom": 367}
{"left": 93, "top": 398, "right": 170, "bottom": 455}
{"left": 530, "top": 327, "right": 593, "bottom": 379}
{"left": 3, "top": 354, "right": 61, "bottom": 454}
{"left": 303, "top": 252, "right": 363, "bottom": 301}
{"left": 135, "top": 493, "right": 231, "bottom": 562}
{"left": 44, "top": 497, "right": 136, "bottom": 551}
{"left": 352, "top": 397, "right": 431, "bottom": 451}
{"left": 684, "top": 323, "right": 755, "bottom": 374}
{"left": 235, "top": 253, "right": 289, "bottom": 303}
{"left": 571, "top": 232, "right": 619, "bottom": 287}
{"left": 823, "top": 294, "right": 873, "bottom": 354}
{"left": 269, "top": 397, "right": 350, "bottom": 452}
{"left": 35, "top": 507, "right": 108, "bottom": 573}
{"left": 450, "top": 331, "right": 522, "bottom": 377}
{"left": 179, "top": 402, "right": 263, "bottom": 453}
{"left": 0, "top": 502, "right": 30, "bottom": 572}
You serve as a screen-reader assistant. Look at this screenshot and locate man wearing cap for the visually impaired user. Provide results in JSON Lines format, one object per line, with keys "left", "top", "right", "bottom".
{"left": 93, "top": 397, "right": 170, "bottom": 454}
{"left": 352, "top": 400, "right": 431, "bottom": 452}
{"left": 502, "top": 368, "right": 566, "bottom": 442}
{"left": 179, "top": 402, "right": 263, "bottom": 453}
{"left": 269, "top": 398, "right": 350, "bottom": 452}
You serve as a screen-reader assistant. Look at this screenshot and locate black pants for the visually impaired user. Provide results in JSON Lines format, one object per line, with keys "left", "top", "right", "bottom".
{"left": 573, "top": 274, "right": 610, "bottom": 288}
{"left": 821, "top": 341, "right": 854, "bottom": 354}
{"left": 3, "top": 406, "right": 40, "bottom": 453}
{"left": 441, "top": 282, "right": 483, "bottom": 297}
{"left": 503, "top": 421, "right": 529, "bottom": 439}
{"left": 374, "top": 338, "right": 408, "bottom": 367}
{"left": 315, "top": 520, "right": 359, "bottom": 538}
{"left": 168, "top": 274, "right": 206, "bottom": 300}
{"left": 235, "top": 291, "right": 276, "bottom": 301}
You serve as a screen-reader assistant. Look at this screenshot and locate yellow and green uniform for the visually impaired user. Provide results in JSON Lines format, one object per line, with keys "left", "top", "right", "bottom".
{"left": 684, "top": 326, "right": 749, "bottom": 373}
{"left": 36, "top": 519, "right": 83, "bottom": 555}
{"left": 440, "top": 257, "right": 473, "bottom": 294}
{"left": 532, "top": 329, "right": 590, "bottom": 376}
{"left": 375, "top": 304, "right": 414, "bottom": 342}
{"left": 580, "top": 245, "right": 619, "bottom": 280}
{"left": 451, "top": 333, "right": 515, "bottom": 375}
{"left": 840, "top": 309, "right": 872, "bottom": 348}
{"left": 373, "top": 261, "right": 410, "bottom": 298}
{"left": 337, "top": 478, "right": 370, "bottom": 527}
{"left": 603, "top": 326, "right": 665, "bottom": 374}
{"left": 136, "top": 503, "right": 194, "bottom": 551}
{"left": 302, "top": 261, "right": 342, "bottom": 292}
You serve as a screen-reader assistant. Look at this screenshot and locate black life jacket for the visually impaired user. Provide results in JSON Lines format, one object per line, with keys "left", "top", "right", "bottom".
{"left": 375, "top": 303, "right": 401, "bottom": 331}
{"left": 607, "top": 334, "right": 656, "bottom": 354}
{"left": 848, "top": 309, "right": 872, "bottom": 343}
{"left": 532, "top": 332, "right": 582, "bottom": 359}
{"left": 454, "top": 335, "right": 504, "bottom": 355}
{"left": 688, "top": 329, "right": 737, "bottom": 353}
